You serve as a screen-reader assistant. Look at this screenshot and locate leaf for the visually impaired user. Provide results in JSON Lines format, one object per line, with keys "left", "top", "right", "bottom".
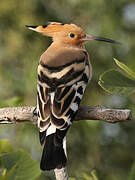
{"left": 82, "top": 170, "right": 99, "bottom": 180}
{"left": 90, "top": 170, "right": 98, "bottom": 180}
{"left": 1, "top": 150, "right": 41, "bottom": 180}
{"left": 0, "top": 169, "right": 8, "bottom": 180}
{"left": 129, "top": 163, "right": 135, "bottom": 180}
{"left": 114, "top": 58, "right": 135, "bottom": 80}
{"left": 98, "top": 69, "right": 135, "bottom": 95}
{"left": 0, "top": 140, "right": 13, "bottom": 155}
{"left": 1, "top": 165, "right": 17, "bottom": 180}
{"left": 0, "top": 140, "right": 13, "bottom": 167}
{"left": 82, "top": 173, "right": 93, "bottom": 180}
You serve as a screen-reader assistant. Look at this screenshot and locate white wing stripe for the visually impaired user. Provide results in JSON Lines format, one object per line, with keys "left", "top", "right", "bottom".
{"left": 46, "top": 124, "right": 56, "bottom": 136}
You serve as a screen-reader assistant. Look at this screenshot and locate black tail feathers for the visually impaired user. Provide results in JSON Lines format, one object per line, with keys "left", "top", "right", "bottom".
{"left": 39, "top": 131, "right": 46, "bottom": 145}
{"left": 40, "top": 133, "right": 67, "bottom": 171}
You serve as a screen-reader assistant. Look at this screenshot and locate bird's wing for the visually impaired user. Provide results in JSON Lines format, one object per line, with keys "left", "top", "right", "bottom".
{"left": 37, "top": 49, "right": 91, "bottom": 132}
{"left": 37, "top": 83, "right": 50, "bottom": 131}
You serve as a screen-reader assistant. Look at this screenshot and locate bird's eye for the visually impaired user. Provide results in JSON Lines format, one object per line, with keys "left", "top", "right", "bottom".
{"left": 70, "top": 33, "right": 75, "bottom": 38}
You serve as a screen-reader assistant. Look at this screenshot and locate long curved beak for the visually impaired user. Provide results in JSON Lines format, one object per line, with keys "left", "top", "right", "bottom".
{"left": 83, "top": 34, "right": 120, "bottom": 44}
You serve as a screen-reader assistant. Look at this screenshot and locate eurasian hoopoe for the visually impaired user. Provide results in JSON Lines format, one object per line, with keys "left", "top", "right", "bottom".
{"left": 26, "top": 22, "right": 119, "bottom": 171}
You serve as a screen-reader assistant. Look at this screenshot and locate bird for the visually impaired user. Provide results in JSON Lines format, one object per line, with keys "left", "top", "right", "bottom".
{"left": 26, "top": 22, "right": 119, "bottom": 171}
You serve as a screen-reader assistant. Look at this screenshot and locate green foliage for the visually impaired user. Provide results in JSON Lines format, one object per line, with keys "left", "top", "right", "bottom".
{"left": 0, "top": 140, "right": 13, "bottom": 168}
{"left": 0, "top": 97, "right": 24, "bottom": 108}
{"left": 0, "top": 140, "right": 13, "bottom": 154}
{"left": 129, "top": 163, "right": 135, "bottom": 180}
{"left": 82, "top": 170, "right": 99, "bottom": 180}
{"left": 114, "top": 58, "right": 135, "bottom": 81}
{"left": 99, "top": 58, "right": 135, "bottom": 95}
{"left": 69, "top": 170, "right": 99, "bottom": 180}
{"left": 0, "top": 140, "right": 41, "bottom": 180}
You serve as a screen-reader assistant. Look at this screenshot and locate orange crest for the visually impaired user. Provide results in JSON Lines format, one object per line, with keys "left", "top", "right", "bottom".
{"left": 36, "top": 22, "right": 84, "bottom": 36}
{"left": 26, "top": 22, "right": 86, "bottom": 45}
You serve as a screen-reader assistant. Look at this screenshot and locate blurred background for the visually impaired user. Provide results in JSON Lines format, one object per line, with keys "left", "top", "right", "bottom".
{"left": 0, "top": 0, "right": 135, "bottom": 179}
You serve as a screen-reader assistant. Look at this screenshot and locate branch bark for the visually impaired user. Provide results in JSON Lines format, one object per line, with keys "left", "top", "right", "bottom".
{"left": 0, "top": 105, "right": 132, "bottom": 180}
{"left": 0, "top": 106, "right": 132, "bottom": 125}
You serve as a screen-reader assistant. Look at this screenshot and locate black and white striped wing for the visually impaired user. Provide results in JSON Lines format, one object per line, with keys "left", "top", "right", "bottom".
{"left": 37, "top": 83, "right": 50, "bottom": 132}
{"left": 51, "top": 63, "right": 90, "bottom": 130}
{"left": 51, "top": 81, "right": 87, "bottom": 130}
{"left": 37, "top": 53, "right": 90, "bottom": 132}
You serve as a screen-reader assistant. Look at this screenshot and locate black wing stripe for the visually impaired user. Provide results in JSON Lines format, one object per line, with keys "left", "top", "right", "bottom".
{"left": 56, "top": 86, "right": 72, "bottom": 101}
{"left": 58, "top": 122, "right": 68, "bottom": 130}
{"left": 60, "top": 68, "right": 74, "bottom": 81}
{"left": 38, "top": 69, "right": 84, "bottom": 88}
{"left": 74, "top": 96, "right": 81, "bottom": 105}
{"left": 65, "top": 108, "right": 74, "bottom": 118}
{"left": 81, "top": 73, "right": 89, "bottom": 83}
{"left": 38, "top": 84, "right": 46, "bottom": 103}
{"left": 61, "top": 89, "right": 76, "bottom": 114}
{"left": 40, "top": 118, "right": 50, "bottom": 128}
{"left": 77, "top": 86, "right": 83, "bottom": 95}
{"left": 50, "top": 113, "right": 65, "bottom": 126}
{"left": 38, "top": 72, "right": 54, "bottom": 87}
{"left": 37, "top": 92, "right": 44, "bottom": 119}
{"left": 58, "top": 69, "right": 84, "bottom": 84}
{"left": 39, "top": 131, "right": 46, "bottom": 145}
{"left": 40, "top": 57, "right": 85, "bottom": 72}
{"left": 37, "top": 112, "right": 40, "bottom": 118}
{"left": 65, "top": 108, "right": 78, "bottom": 122}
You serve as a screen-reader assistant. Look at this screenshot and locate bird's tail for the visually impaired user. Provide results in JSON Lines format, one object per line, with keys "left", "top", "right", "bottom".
{"left": 40, "top": 127, "right": 67, "bottom": 171}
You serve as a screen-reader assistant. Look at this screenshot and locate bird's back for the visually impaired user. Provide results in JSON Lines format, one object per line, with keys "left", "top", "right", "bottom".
{"left": 37, "top": 44, "right": 91, "bottom": 130}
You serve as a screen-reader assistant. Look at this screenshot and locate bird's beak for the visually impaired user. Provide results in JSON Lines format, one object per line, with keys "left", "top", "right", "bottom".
{"left": 82, "top": 34, "right": 120, "bottom": 44}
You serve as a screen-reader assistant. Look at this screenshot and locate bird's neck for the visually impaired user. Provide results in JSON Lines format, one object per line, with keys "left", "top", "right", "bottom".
{"left": 50, "top": 41, "right": 85, "bottom": 51}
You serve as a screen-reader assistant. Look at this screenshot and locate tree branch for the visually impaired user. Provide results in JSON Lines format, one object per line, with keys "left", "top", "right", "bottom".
{"left": 0, "top": 105, "right": 132, "bottom": 180}
{"left": 0, "top": 106, "right": 132, "bottom": 125}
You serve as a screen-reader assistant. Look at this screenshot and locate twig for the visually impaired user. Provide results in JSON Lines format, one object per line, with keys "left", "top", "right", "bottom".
{"left": 0, "top": 105, "right": 132, "bottom": 180}
{"left": 0, "top": 106, "right": 132, "bottom": 125}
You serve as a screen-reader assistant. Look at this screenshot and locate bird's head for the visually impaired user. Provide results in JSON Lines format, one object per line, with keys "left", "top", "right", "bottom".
{"left": 26, "top": 22, "right": 120, "bottom": 47}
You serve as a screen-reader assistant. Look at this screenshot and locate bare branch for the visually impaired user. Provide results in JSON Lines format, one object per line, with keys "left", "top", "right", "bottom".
{"left": 0, "top": 106, "right": 132, "bottom": 125}
{"left": 76, "top": 106, "right": 132, "bottom": 123}
{"left": 0, "top": 106, "right": 37, "bottom": 124}
{"left": 0, "top": 105, "right": 132, "bottom": 180}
